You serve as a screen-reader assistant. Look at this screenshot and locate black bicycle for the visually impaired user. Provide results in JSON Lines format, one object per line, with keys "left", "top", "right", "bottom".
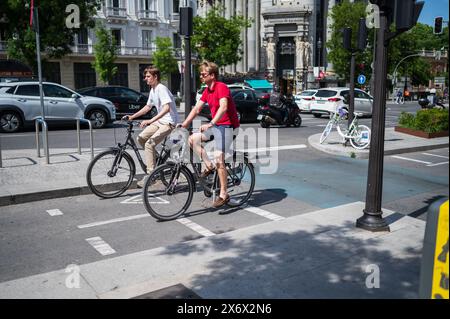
{"left": 142, "top": 128, "right": 256, "bottom": 221}
{"left": 86, "top": 120, "right": 171, "bottom": 198}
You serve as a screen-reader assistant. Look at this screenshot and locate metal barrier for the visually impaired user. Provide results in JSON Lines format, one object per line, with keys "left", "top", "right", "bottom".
{"left": 0, "top": 135, "right": 2, "bottom": 168}
{"left": 35, "top": 117, "right": 49, "bottom": 164}
{"left": 76, "top": 118, "right": 94, "bottom": 160}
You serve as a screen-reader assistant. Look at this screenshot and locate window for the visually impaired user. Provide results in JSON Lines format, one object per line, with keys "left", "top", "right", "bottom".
{"left": 173, "top": 0, "right": 180, "bottom": 13}
{"left": 15, "top": 85, "right": 39, "bottom": 96}
{"left": 110, "top": 63, "right": 129, "bottom": 87}
{"left": 0, "top": 86, "right": 16, "bottom": 94}
{"left": 118, "top": 88, "right": 140, "bottom": 100}
{"left": 142, "top": 30, "right": 152, "bottom": 48}
{"left": 74, "top": 63, "right": 96, "bottom": 90}
{"left": 43, "top": 62, "right": 61, "bottom": 84}
{"left": 43, "top": 84, "right": 73, "bottom": 98}
{"left": 111, "top": 29, "right": 121, "bottom": 47}
{"left": 315, "top": 90, "right": 338, "bottom": 98}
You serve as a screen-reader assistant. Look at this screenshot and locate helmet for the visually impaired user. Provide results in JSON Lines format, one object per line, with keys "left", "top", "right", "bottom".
{"left": 430, "top": 88, "right": 436, "bottom": 94}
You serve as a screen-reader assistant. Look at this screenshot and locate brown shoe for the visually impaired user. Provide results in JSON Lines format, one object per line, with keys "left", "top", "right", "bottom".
{"left": 200, "top": 166, "right": 215, "bottom": 178}
{"left": 212, "top": 194, "right": 230, "bottom": 208}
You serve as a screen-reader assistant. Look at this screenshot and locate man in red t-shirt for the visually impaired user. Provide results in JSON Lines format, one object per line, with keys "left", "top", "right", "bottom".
{"left": 181, "top": 61, "right": 240, "bottom": 208}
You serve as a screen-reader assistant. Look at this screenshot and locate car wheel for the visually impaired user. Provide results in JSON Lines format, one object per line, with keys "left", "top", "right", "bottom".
{"left": 293, "top": 115, "right": 302, "bottom": 127}
{"left": 87, "top": 109, "right": 107, "bottom": 129}
{"left": 0, "top": 111, "right": 23, "bottom": 133}
{"left": 313, "top": 113, "right": 322, "bottom": 118}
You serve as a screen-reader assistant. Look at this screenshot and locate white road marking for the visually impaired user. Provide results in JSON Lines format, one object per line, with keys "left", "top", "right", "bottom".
{"left": 239, "top": 144, "right": 307, "bottom": 153}
{"left": 427, "top": 161, "right": 449, "bottom": 167}
{"left": 85, "top": 237, "right": 116, "bottom": 256}
{"left": 390, "top": 155, "right": 432, "bottom": 165}
{"left": 422, "top": 153, "right": 449, "bottom": 159}
{"left": 46, "top": 209, "right": 63, "bottom": 216}
{"left": 243, "top": 206, "right": 285, "bottom": 221}
{"left": 78, "top": 214, "right": 149, "bottom": 229}
{"left": 120, "top": 194, "right": 169, "bottom": 204}
{"left": 177, "top": 218, "right": 215, "bottom": 237}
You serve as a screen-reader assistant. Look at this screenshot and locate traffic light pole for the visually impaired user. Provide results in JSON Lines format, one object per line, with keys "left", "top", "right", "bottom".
{"left": 184, "top": 34, "right": 192, "bottom": 119}
{"left": 356, "top": 9, "right": 390, "bottom": 232}
{"left": 348, "top": 52, "right": 356, "bottom": 127}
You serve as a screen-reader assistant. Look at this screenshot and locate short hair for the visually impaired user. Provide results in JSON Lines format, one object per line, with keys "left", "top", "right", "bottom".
{"left": 199, "top": 60, "right": 219, "bottom": 79}
{"left": 143, "top": 66, "right": 160, "bottom": 81}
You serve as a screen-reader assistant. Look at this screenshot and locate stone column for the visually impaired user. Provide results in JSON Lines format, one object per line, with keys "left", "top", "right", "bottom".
{"left": 265, "top": 36, "right": 276, "bottom": 84}
{"left": 326, "top": 0, "right": 336, "bottom": 72}
{"left": 247, "top": 0, "right": 256, "bottom": 71}
{"left": 236, "top": 0, "right": 245, "bottom": 73}
{"left": 224, "top": 0, "right": 232, "bottom": 74}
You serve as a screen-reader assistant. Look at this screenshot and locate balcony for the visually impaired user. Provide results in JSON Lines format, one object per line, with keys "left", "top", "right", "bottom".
{"left": 138, "top": 10, "right": 158, "bottom": 26}
{"left": 70, "top": 44, "right": 157, "bottom": 57}
{"left": 104, "top": 7, "right": 127, "bottom": 23}
{"left": 169, "top": 12, "right": 180, "bottom": 28}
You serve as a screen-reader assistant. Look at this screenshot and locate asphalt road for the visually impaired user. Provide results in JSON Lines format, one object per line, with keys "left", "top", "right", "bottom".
{"left": 0, "top": 101, "right": 448, "bottom": 283}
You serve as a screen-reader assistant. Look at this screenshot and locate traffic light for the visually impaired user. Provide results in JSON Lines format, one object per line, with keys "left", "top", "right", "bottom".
{"left": 434, "top": 17, "right": 443, "bottom": 34}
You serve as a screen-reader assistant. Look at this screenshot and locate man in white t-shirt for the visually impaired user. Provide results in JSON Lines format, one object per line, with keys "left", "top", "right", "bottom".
{"left": 124, "top": 66, "right": 179, "bottom": 187}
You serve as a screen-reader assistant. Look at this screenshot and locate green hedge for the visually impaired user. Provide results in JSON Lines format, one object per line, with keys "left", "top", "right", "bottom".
{"left": 398, "top": 109, "right": 449, "bottom": 133}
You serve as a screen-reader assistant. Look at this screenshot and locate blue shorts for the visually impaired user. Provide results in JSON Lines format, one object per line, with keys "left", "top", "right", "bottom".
{"left": 203, "top": 125, "right": 235, "bottom": 154}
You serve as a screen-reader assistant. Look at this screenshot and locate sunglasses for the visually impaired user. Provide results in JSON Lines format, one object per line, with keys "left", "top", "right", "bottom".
{"left": 200, "top": 72, "right": 210, "bottom": 78}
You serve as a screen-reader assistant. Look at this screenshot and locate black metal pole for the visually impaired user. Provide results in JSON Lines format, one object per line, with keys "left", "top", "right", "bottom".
{"left": 357, "top": 9, "right": 390, "bottom": 232}
{"left": 184, "top": 35, "right": 192, "bottom": 119}
{"left": 348, "top": 52, "right": 356, "bottom": 127}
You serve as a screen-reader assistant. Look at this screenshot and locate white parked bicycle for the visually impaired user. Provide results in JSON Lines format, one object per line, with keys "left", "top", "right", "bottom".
{"left": 319, "top": 108, "right": 371, "bottom": 150}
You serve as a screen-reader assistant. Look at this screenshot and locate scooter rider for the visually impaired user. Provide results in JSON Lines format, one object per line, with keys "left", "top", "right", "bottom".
{"left": 269, "top": 85, "right": 289, "bottom": 123}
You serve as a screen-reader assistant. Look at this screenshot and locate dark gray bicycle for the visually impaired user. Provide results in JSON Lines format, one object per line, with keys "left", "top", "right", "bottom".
{"left": 86, "top": 120, "right": 171, "bottom": 198}
{"left": 142, "top": 128, "right": 256, "bottom": 221}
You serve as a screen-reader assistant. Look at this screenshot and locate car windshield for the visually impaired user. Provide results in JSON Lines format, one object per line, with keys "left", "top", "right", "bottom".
{"left": 300, "top": 91, "right": 316, "bottom": 96}
{"left": 315, "top": 90, "right": 338, "bottom": 98}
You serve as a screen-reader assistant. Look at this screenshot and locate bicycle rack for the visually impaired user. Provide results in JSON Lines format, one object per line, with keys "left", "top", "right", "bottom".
{"left": 0, "top": 135, "right": 3, "bottom": 168}
{"left": 35, "top": 117, "right": 50, "bottom": 164}
{"left": 76, "top": 118, "right": 94, "bottom": 160}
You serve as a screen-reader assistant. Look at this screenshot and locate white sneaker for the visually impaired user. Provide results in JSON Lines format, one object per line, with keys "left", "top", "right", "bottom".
{"left": 136, "top": 176, "right": 147, "bottom": 188}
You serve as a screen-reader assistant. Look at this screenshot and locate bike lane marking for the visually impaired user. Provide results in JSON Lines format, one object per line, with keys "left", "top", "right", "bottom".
{"left": 46, "top": 209, "right": 63, "bottom": 216}
{"left": 243, "top": 205, "right": 285, "bottom": 221}
{"left": 78, "top": 214, "right": 149, "bottom": 229}
{"left": 176, "top": 218, "right": 216, "bottom": 237}
{"left": 391, "top": 155, "right": 433, "bottom": 165}
{"left": 85, "top": 236, "right": 116, "bottom": 256}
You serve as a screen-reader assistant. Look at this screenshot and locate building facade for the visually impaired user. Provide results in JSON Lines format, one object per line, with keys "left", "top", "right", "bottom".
{"left": 198, "top": 0, "right": 339, "bottom": 94}
{"left": 0, "top": 0, "right": 190, "bottom": 93}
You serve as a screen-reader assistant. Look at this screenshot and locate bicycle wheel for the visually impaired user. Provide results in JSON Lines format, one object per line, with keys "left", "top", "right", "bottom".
{"left": 219, "top": 156, "right": 255, "bottom": 207}
{"left": 349, "top": 125, "right": 371, "bottom": 150}
{"left": 86, "top": 149, "right": 135, "bottom": 198}
{"left": 143, "top": 164, "right": 194, "bottom": 221}
{"left": 319, "top": 120, "right": 333, "bottom": 144}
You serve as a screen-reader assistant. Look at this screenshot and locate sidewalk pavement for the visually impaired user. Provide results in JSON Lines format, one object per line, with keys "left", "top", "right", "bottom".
{"left": 0, "top": 126, "right": 448, "bottom": 298}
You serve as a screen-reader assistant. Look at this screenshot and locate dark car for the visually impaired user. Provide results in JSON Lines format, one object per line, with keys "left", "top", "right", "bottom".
{"left": 199, "top": 89, "right": 264, "bottom": 123}
{"left": 77, "top": 86, "right": 156, "bottom": 120}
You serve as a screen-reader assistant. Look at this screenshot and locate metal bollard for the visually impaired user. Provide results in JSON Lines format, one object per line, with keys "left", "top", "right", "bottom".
{"left": 0, "top": 135, "right": 2, "bottom": 168}
{"left": 76, "top": 118, "right": 94, "bottom": 160}
{"left": 35, "top": 117, "right": 49, "bottom": 164}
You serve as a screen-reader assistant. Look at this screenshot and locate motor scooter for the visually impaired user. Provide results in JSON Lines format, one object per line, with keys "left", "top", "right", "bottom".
{"left": 418, "top": 97, "right": 446, "bottom": 109}
{"left": 257, "top": 97, "right": 302, "bottom": 128}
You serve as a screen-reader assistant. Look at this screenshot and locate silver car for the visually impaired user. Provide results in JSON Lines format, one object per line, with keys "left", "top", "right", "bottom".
{"left": 0, "top": 82, "right": 116, "bottom": 133}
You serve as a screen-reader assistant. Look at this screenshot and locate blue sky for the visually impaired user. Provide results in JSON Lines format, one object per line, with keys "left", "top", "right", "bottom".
{"left": 418, "top": 0, "right": 449, "bottom": 26}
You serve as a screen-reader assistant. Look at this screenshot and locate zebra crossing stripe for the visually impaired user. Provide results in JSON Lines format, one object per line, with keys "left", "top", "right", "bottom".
{"left": 177, "top": 218, "right": 216, "bottom": 237}
{"left": 243, "top": 206, "right": 285, "bottom": 221}
{"left": 86, "top": 237, "right": 116, "bottom": 256}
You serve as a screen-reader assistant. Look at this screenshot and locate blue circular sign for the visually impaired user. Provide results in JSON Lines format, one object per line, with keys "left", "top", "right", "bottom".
{"left": 358, "top": 74, "right": 366, "bottom": 85}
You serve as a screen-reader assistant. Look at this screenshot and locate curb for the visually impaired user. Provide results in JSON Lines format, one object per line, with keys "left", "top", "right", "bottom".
{"left": 0, "top": 176, "right": 145, "bottom": 207}
{"left": 307, "top": 135, "right": 449, "bottom": 159}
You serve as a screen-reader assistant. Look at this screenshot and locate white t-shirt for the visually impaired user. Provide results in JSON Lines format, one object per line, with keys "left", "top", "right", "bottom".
{"left": 147, "top": 83, "right": 179, "bottom": 125}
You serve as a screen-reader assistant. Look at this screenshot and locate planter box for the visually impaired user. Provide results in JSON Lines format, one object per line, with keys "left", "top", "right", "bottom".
{"left": 395, "top": 126, "right": 449, "bottom": 138}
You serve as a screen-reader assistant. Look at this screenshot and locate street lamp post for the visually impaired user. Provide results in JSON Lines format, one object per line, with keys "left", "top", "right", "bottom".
{"left": 317, "top": 38, "right": 322, "bottom": 67}
{"left": 392, "top": 52, "right": 424, "bottom": 96}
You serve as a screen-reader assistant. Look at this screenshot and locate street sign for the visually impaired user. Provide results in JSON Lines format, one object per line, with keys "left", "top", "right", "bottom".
{"left": 435, "top": 77, "right": 446, "bottom": 84}
{"left": 357, "top": 74, "right": 366, "bottom": 85}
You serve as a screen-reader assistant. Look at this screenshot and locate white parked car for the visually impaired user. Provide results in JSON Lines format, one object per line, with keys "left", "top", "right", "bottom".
{"left": 294, "top": 89, "right": 318, "bottom": 112}
{"left": 0, "top": 81, "right": 116, "bottom": 133}
{"left": 310, "top": 87, "right": 373, "bottom": 118}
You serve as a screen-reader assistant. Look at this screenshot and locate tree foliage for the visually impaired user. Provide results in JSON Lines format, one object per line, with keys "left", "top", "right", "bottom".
{"left": 91, "top": 23, "right": 117, "bottom": 85}
{"left": 0, "top": 0, "right": 100, "bottom": 72}
{"left": 327, "top": 0, "right": 448, "bottom": 87}
{"left": 326, "top": 0, "right": 374, "bottom": 84}
{"left": 152, "top": 37, "right": 178, "bottom": 80}
{"left": 191, "top": 5, "right": 252, "bottom": 69}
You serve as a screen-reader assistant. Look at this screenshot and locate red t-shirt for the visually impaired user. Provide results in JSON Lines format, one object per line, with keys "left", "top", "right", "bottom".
{"left": 200, "top": 81, "right": 240, "bottom": 128}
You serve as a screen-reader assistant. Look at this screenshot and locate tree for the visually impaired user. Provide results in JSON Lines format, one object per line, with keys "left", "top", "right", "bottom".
{"left": 326, "top": 0, "right": 374, "bottom": 84}
{"left": 152, "top": 37, "right": 178, "bottom": 80}
{"left": 191, "top": 5, "right": 252, "bottom": 69}
{"left": 0, "top": 0, "right": 100, "bottom": 73}
{"left": 91, "top": 23, "right": 118, "bottom": 85}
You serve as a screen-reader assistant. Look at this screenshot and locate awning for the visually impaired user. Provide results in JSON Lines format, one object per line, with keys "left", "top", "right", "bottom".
{"left": 245, "top": 79, "right": 273, "bottom": 90}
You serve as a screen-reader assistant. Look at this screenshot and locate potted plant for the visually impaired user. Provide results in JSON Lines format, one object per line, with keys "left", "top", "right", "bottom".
{"left": 395, "top": 109, "right": 449, "bottom": 138}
